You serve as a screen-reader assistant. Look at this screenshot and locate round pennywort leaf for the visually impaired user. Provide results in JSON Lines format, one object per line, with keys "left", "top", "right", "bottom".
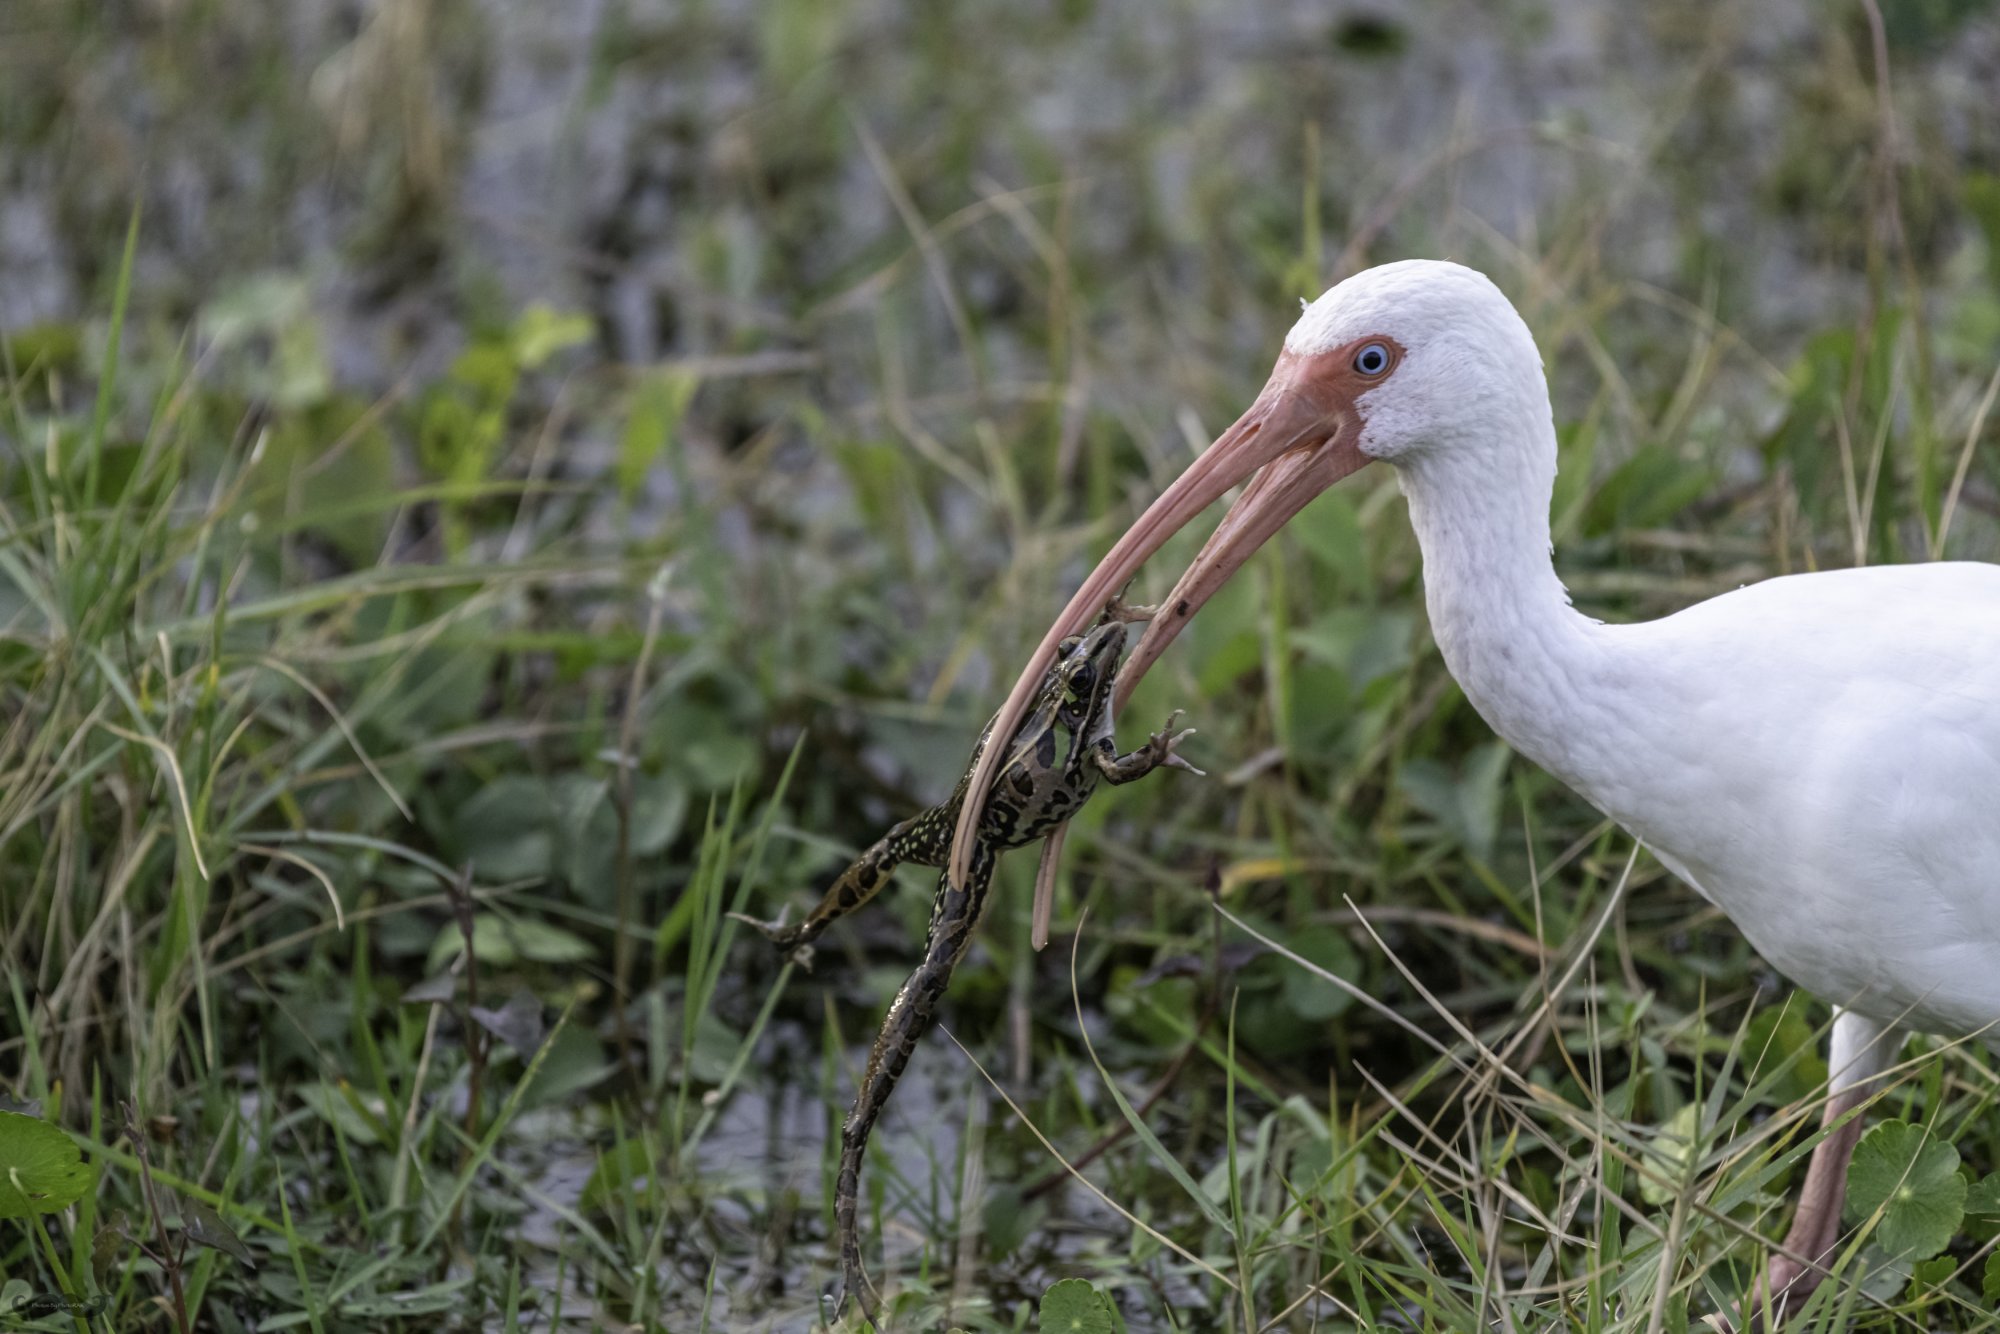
{"left": 1039, "top": 1277, "right": 1118, "bottom": 1334}
{"left": 0, "top": 1111, "right": 92, "bottom": 1218}
{"left": 1845, "top": 1119, "right": 1964, "bottom": 1259}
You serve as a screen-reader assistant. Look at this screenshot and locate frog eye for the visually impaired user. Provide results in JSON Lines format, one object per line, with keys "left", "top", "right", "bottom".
{"left": 1056, "top": 635, "right": 1083, "bottom": 657}
{"left": 1064, "top": 663, "right": 1096, "bottom": 701}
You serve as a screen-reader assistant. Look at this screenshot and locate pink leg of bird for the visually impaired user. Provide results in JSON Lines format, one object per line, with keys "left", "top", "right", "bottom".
{"left": 1743, "top": 1009, "right": 1900, "bottom": 1328}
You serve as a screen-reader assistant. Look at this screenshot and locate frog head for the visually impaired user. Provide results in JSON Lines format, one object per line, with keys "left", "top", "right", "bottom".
{"left": 1050, "top": 619, "right": 1126, "bottom": 751}
{"left": 988, "top": 618, "right": 1129, "bottom": 832}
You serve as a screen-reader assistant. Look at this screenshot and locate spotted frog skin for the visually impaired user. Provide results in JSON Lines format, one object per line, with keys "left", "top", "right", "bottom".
{"left": 734, "top": 600, "right": 1197, "bottom": 1318}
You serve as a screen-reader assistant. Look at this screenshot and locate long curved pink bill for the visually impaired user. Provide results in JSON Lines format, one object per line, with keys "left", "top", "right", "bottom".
{"left": 945, "top": 425, "right": 1266, "bottom": 887}
{"left": 1031, "top": 827, "right": 1067, "bottom": 951}
{"left": 946, "top": 369, "right": 1355, "bottom": 923}
{"left": 1115, "top": 434, "right": 1369, "bottom": 710}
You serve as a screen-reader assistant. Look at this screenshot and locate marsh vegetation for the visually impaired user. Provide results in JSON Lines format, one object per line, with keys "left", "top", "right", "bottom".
{"left": 4, "top": 1, "right": 2000, "bottom": 1330}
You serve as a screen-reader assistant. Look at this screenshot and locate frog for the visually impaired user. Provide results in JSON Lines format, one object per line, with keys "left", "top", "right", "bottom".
{"left": 732, "top": 598, "right": 1199, "bottom": 1319}
{"left": 731, "top": 599, "right": 1196, "bottom": 963}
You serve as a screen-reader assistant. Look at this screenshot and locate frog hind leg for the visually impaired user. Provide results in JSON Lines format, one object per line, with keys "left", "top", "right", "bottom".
{"left": 833, "top": 841, "right": 997, "bottom": 1320}
{"left": 729, "top": 807, "right": 945, "bottom": 956}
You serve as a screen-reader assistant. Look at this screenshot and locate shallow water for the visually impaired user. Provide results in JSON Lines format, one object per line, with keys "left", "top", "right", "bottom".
{"left": 8, "top": 0, "right": 1998, "bottom": 375}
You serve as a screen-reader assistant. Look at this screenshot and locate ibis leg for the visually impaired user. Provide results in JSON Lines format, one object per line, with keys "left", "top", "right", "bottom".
{"left": 1744, "top": 1008, "right": 1900, "bottom": 1327}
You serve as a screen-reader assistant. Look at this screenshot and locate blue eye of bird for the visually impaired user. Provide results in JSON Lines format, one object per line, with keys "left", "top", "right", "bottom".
{"left": 1354, "top": 343, "right": 1390, "bottom": 375}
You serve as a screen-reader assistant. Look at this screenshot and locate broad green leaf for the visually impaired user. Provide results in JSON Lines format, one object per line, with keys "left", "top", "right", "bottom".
{"left": 684, "top": 1007, "right": 744, "bottom": 1086}
{"left": 1984, "top": 1249, "right": 2000, "bottom": 1303}
{"left": 1743, "top": 1007, "right": 1828, "bottom": 1105}
{"left": 449, "top": 343, "right": 519, "bottom": 405}
{"left": 757, "top": 0, "right": 847, "bottom": 87}
{"left": 252, "top": 401, "right": 398, "bottom": 565}
{"left": 505, "top": 919, "right": 595, "bottom": 965}
{"left": 5, "top": 321, "right": 82, "bottom": 373}
{"left": 199, "top": 273, "right": 329, "bottom": 408}
{"left": 183, "top": 1197, "right": 255, "bottom": 1267}
{"left": 1584, "top": 442, "right": 1714, "bottom": 536}
{"left": 579, "top": 1137, "right": 655, "bottom": 1213}
{"left": 981, "top": 1182, "right": 1042, "bottom": 1258}
{"left": 523, "top": 1027, "right": 615, "bottom": 1107}
{"left": 619, "top": 370, "right": 700, "bottom": 499}
{"left": 1908, "top": 1254, "right": 1954, "bottom": 1295}
{"left": 630, "top": 772, "right": 690, "bottom": 856}
{"left": 427, "top": 915, "right": 595, "bottom": 973}
{"left": 510, "top": 304, "right": 594, "bottom": 369}
{"left": 1965, "top": 1171, "right": 2000, "bottom": 1216}
{"left": 297, "top": 1081, "right": 386, "bottom": 1146}
{"left": 1846, "top": 1120, "right": 1964, "bottom": 1259}
{"left": 1965, "top": 1170, "right": 2000, "bottom": 1245}
{"left": 1293, "top": 607, "right": 1416, "bottom": 692}
{"left": 1397, "top": 740, "right": 1511, "bottom": 862}
{"left": 653, "top": 690, "right": 762, "bottom": 793}
{"left": 1288, "top": 489, "right": 1369, "bottom": 587}
{"left": 1105, "top": 964, "right": 1196, "bottom": 1047}
{"left": 401, "top": 972, "right": 457, "bottom": 1005}
{"left": 454, "top": 776, "right": 559, "bottom": 880}
{"left": 470, "top": 991, "right": 547, "bottom": 1058}
{"left": 93, "top": 1210, "right": 132, "bottom": 1284}
{"left": 1039, "top": 1277, "right": 1117, "bottom": 1334}
{"left": 1277, "top": 924, "right": 1360, "bottom": 1022}
{"left": 1639, "top": 1102, "right": 1702, "bottom": 1206}
{"left": 0, "top": 1112, "right": 92, "bottom": 1217}
{"left": 550, "top": 773, "right": 618, "bottom": 894}
{"left": 427, "top": 916, "right": 514, "bottom": 972}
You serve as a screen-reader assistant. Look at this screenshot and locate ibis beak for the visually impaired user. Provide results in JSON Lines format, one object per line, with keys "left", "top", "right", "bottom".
{"left": 1116, "top": 404, "right": 1371, "bottom": 709}
{"left": 947, "top": 346, "right": 1377, "bottom": 904}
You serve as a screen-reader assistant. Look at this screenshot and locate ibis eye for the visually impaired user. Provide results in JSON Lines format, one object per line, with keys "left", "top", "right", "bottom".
{"left": 1354, "top": 342, "right": 1390, "bottom": 376}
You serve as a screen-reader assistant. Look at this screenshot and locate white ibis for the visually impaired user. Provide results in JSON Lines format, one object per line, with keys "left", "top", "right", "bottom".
{"left": 949, "top": 259, "right": 2000, "bottom": 1320}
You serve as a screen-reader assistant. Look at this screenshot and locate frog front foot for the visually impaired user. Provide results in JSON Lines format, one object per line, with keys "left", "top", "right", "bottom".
{"left": 1147, "top": 709, "right": 1204, "bottom": 775}
{"left": 1100, "top": 592, "right": 1158, "bottom": 623}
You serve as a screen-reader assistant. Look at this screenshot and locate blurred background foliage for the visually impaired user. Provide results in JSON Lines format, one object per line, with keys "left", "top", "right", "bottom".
{"left": 3, "top": 0, "right": 2000, "bottom": 1329}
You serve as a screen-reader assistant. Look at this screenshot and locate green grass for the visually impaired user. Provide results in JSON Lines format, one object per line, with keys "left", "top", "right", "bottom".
{"left": 5, "top": 1, "right": 2000, "bottom": 1331}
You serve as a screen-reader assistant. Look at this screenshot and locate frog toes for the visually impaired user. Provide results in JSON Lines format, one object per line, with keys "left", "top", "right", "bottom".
{"left": 724, "top": 909, "right": 775, "bottom": 935}
{"left": 726, "top": 907, "right": 802, "bottom": 949}
{"left": 1153, "top": 719, "right": 1203, "bottom": 775}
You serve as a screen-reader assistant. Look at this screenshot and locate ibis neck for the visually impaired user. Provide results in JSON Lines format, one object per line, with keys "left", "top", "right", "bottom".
{"left": 1393, "top": 426, "right": 1608, "bottom": 780}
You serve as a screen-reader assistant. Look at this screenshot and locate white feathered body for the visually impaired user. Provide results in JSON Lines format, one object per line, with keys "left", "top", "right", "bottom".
{"left": 1515, "top": 563, "right": 2000, "bottom": 1038}
{"left": 1292, "top": 260, "right": 2000, "bottom": 1042}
